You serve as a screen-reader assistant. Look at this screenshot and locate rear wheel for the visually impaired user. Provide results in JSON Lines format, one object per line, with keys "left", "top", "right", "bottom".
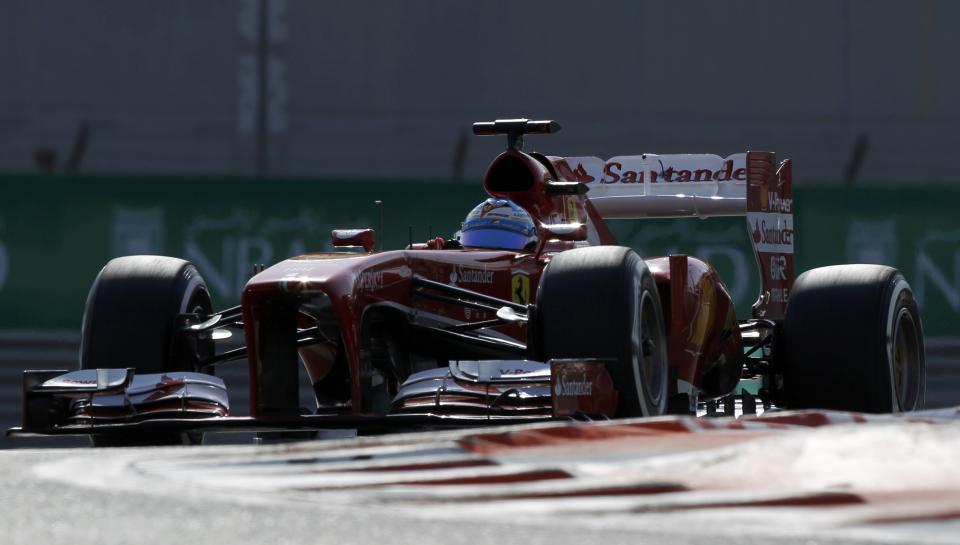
{"left": 536, "top": 246, "right": 667, "bottom": 417}
{"left": 781, "top": 264, "right": 925, "bottom": 412}
{"left": 80, "top": 255, "right": 213, "bottom": 446}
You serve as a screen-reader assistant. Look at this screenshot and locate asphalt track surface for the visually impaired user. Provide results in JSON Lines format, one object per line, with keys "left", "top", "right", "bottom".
{"left": 4, "top": 410, "right": 960, "bottom": 545}
{"left": 2, "top": 334, "right": 960, "bottom": 544}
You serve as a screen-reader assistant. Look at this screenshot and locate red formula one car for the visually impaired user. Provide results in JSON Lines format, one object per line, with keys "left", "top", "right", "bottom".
{"left": 11, "top": 119, "right": 925, "bottom": 445}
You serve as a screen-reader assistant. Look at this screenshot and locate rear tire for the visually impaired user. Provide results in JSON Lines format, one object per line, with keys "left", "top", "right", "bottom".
{"left": 80, "top": 255, "right": 213, "bottom": 446}
{"left": 781, "top": 264, "right": 925, "bottom": 413}
{"left": 536, "top": 246, "right": 668, "bottom": 417}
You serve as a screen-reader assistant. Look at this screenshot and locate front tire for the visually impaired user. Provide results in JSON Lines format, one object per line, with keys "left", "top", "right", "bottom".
{"left": 536, "top": 246, "right": 668, "bottom": 417}
{"left": 781, "top": 264, "right": 925, "bottom": 413}
{"left": 80, "top": 255, "right": 213, "bottom": 446}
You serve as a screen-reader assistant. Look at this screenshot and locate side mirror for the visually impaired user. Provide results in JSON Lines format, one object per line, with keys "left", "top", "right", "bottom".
{"left": 331, "top": 229, "right": 376, "bottom": 252}
{"left": 540, "top": 223, "right": 587, "bottom": 242}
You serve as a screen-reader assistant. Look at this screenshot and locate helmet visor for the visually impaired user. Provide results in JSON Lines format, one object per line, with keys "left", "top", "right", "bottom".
{"left": 460, "top": 228, "right": 535, "bottom": 251}
{"left": 460, "top": 217, "right": 536, "bottom": 251}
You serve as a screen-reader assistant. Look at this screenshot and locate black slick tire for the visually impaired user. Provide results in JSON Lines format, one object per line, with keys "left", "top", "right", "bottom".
{"left": 781, "top": 264, "right": 925, "bottom": 413}
{"left": 536, "top": 246, "right": 668, "bottom": 417}
{"left": 80, "top": 255, "right": 213, "bottom": 446}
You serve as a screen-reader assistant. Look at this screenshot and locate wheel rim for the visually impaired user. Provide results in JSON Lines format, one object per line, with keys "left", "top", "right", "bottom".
{"left": 891, "top": 307, "right": 921, "bottom": 411}
{"left": 182, "top": 287, "right": 214, "bottom": 374}
{"left": 637, "top": 289, "right": 665, "bottom": 410}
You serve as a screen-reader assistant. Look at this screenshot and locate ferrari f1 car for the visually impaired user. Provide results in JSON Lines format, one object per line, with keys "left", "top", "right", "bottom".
{"left": 11, "top": 119, "right": 925, "bottom": 445}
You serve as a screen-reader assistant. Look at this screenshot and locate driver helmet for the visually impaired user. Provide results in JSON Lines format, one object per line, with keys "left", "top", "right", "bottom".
{"left": 459, "top": 198, "right": 538, "bottom": 251}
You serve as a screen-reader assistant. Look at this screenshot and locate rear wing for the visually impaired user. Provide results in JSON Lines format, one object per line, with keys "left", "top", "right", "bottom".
{"left": 552, "top": 152, "right": 793, "bottom": 319}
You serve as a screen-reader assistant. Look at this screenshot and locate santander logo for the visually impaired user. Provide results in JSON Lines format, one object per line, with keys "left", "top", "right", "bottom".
{"left": 555, "top": 377, "right": 593, "bottom": 397}
{"left": 599, "top": 159, "right": 747, "bottom": 184}
{"left": 558, "top": 153, "right": 750, "bottom": 187}
{"left": 752, "top": 219, "right": 793, "bottom": 246}
{"left": 449, "top": 265, "right": 494, "bottom": 285}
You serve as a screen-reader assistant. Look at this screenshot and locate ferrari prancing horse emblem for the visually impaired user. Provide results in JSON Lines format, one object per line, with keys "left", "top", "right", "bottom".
{"left": 511, "top": 273, "right": 530, "bottom": 305}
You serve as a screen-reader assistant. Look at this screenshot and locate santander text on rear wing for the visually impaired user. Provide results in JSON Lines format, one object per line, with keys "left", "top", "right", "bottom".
{"left": 552, "top": 151, "right": 793, "bottom": 319}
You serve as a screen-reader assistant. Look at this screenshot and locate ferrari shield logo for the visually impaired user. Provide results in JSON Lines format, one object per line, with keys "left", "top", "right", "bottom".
{"left": 565, "top": 196, "right": 578, "bottom": 222}
{"left": 511, "top": 273, "right": 530, "bottom": 305}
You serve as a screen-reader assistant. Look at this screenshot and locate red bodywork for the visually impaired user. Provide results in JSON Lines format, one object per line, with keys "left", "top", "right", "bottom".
{"left": 239, "top": 145, "right": 791, "bottom": 419}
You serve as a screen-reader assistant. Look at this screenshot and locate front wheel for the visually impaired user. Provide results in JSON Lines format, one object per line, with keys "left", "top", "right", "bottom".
{"left": 80, "top": 255, "right": 213, "bottom": 446}
{"left": 780, "top": 264, "right": 925, "bottom": 413}
{"left": 536, "top": 246, "right": 668, "bottom": 417}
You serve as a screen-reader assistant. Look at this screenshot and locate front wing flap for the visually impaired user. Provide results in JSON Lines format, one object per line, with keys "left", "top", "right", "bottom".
{"left": 19, "top": 369, "right": 230, "bottom": 430}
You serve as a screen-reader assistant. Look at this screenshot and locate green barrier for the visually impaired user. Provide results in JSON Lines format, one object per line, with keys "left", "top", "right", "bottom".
{"left": 610, "top": 187, "right": 960, "bottom": 337}
{"left": 0, "top": 176, "right": 957, "bottom": 336}
{"left": 0, "top": 175, "right": 486, "bottom": 330}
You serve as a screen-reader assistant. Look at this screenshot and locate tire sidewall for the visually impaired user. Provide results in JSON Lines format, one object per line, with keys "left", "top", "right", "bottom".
{"left": 631, "top": 267, "right": 667, "bottom": 416}
{"left": 881, "top": 275, "right": 925, "bottom": 412}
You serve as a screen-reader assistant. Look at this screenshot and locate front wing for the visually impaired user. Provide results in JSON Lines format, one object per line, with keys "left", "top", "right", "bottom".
{"left": 9, "top": 359, "right": 617, "bottom": 440}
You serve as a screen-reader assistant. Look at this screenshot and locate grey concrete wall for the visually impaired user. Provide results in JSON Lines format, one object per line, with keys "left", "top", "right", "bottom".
{"left": 1, "top": 0, "right": 958, "bottom": 183}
